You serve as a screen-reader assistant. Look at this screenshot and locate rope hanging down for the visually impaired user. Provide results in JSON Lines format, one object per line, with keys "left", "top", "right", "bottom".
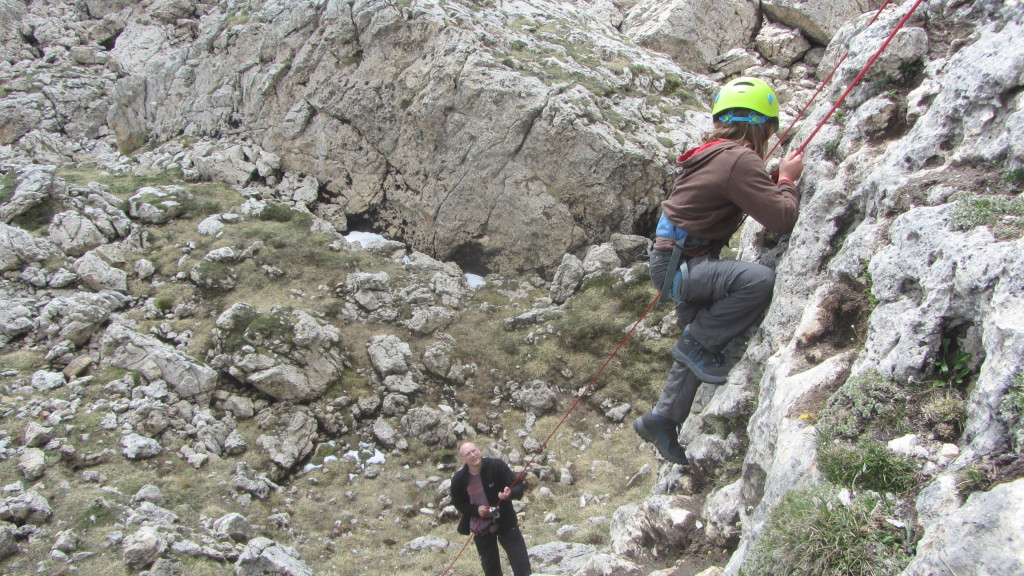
{"left": 765, "top": 0, "right": 893, "bottom": 160}
{"left": 438, "top": 292, "right": 663, "bottom": 576}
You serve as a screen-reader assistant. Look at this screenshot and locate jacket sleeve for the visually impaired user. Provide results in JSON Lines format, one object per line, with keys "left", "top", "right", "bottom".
{"left": 450, "top": 470, "right": 476, "bottom": 519}
{"left": 725, "top": 150, "right": 801, "bottom": 235}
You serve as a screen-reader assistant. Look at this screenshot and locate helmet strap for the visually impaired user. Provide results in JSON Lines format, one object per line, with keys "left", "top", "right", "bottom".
{"left": 717, "top": 111, "right": 770, "bottom": 125}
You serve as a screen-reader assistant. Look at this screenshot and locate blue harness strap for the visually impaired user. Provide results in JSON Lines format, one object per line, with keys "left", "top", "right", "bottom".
{"left": 656, "top": 213, "right": 719, "bottom": 304}
{"left": 657, "top": 213, "right": 690, "bottom": 304}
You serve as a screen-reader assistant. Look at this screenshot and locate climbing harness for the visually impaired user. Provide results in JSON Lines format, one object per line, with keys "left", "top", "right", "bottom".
{"left": 656, "top": 213, "right": 719, "bottom": 305}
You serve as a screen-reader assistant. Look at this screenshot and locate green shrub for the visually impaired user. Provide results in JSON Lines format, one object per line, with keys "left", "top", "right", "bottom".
{"left": 153, "top": 294, "right": 175, "bottom": 313}
{"left": 817, "top": 372, "right": 906, "bottom": 440}
{"left": 743, "top": 486, "right": 912, "bottom": 576}
{"left": 259, "top": 202, "right": 297, "bottom": 222}
{"left": 823, "top": 140, "right": 841, "bottom": 162}
{"left": 817, "top": 438, "right": 919, "bottom": 493}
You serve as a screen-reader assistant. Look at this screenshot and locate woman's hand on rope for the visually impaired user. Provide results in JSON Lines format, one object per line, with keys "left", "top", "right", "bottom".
{"left": 778, "top": 151, "right": 804, "bottom": 183}
{"left": 497, "top": 486, "right": 511, "bottom": 502}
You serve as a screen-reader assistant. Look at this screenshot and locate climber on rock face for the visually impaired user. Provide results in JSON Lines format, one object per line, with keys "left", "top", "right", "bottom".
{"left": 634, "top": 77, "right": 805, "bottom": 466}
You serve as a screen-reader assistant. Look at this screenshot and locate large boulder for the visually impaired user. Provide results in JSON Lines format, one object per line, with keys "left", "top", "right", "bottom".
{"left": 761, "top": 0, "right": 889, "bottom": 45}
{"left": 211, "top": 304, "right": 344, "bottom": 402}
{"left": 0, "top": 223, "right": 46, "bottom": 271}
{"left": 622, "top": 0, "right": 760, "bottom": 73}
{"left": 235, "top": 537, "right": 312, "bottom": 576}
{"left": 100, "top": 323, "right": 218, "bottom": 400}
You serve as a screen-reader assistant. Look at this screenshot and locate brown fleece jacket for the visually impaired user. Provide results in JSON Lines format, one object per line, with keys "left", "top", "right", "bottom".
{"left": 654, "top": 140, "right": 800, "bottom": 252}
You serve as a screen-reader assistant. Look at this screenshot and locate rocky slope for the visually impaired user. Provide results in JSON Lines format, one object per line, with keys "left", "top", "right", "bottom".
{"left": 1, "top": 0, "right": 1023, "bottom": 575}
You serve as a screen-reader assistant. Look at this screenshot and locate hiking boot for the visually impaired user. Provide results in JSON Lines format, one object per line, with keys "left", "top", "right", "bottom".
{"left": 633, "top": 412, "right": 689, "bottom": 466}
{"left": 672, "top": 331, "right": 729, "bottom": 384}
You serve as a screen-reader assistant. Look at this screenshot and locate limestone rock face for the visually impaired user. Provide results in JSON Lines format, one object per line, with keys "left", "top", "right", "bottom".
{"left": 99, "top": 0, "right": 714, "bottom": 275}
{"left": 0, "top": 222, "right": 47, "bottom": 271}
{"left": 101, "top": 323, "right": 218, "bottom": 400}
{"left": 235, "top": 537, "right": 312, "bottom": 576}
{"left": 904, "top": 478, "right": 1024, "bottom": 576}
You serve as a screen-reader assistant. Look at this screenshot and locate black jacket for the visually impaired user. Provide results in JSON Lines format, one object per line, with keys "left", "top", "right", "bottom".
{"left": 450, "top": 458, "right": 523, "bottom": 535}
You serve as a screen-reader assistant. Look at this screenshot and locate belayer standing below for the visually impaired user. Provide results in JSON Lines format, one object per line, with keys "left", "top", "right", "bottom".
{"left": 450, "top": 442, "right": 532, "bottom": 576}
{"left": 634, "top": 77, "right": 805, "bottom": 466}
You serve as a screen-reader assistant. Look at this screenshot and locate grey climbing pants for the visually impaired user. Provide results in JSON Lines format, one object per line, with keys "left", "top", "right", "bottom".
{"left": 648, "top": 249, "right": 775, "bottom": 423}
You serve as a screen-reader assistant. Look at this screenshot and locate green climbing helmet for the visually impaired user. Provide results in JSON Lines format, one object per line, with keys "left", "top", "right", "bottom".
{"left": 711, "top": 77, "right": 780, "bottom": 124}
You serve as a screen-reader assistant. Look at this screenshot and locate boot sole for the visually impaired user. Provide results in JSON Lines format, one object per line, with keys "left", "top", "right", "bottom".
{"left": 634, "top": 417, "right": 689, "bottom": 466}
{"left": 633, "top": 417, "right": 656, "bottom": 443}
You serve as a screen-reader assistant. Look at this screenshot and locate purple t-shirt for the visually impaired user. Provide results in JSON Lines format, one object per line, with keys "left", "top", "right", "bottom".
{"left": 467, "top": 474, "right": 497, "bottom": 534}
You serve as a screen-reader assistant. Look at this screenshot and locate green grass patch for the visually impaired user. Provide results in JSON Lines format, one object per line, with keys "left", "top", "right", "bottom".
{"left": 56, "top": 166, "right": 185, "bottom": 200}
{"left": 743, "top": 486, "right": 913, "bottom": 576}
{"left": 817, "top": 438, "right": 919, "bottom": 493}
{"left": 0, "top": 171, "right": 15, "bottom": 201}
{"left": 950, "top": 193, "right": 1024, "bottom": 239}
{"left": 1003, "top": 167, "right": 1024, "bottom": 187}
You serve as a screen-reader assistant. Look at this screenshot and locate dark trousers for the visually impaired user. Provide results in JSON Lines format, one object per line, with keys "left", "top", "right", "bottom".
{"left": 649, "top": 250, "right": 775, "bottom": 423}
{"left": 474, "top": 525, "right": 531, "bottom": 576}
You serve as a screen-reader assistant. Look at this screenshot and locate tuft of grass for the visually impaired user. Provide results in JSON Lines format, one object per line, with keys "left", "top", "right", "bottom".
{"left": 955, "top": 462, "right": 993, "bottom": 498}
{"left": 919, "top": 389, "right": 966, "bottom": 442}
{"left": 743, "top": 486, "right": 913, "bottom": 576}
{"left": 817, "top": 438, "right": 919, "bottom": 494}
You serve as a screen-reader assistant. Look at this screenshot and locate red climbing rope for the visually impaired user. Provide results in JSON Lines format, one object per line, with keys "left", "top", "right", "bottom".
{"left": 793, "top": 0, "right": 927, "bottom": 156}
{"left": 765, "top": 0, "right": 894, "bottom": 160}
{"left": 439, "top": 531, "right": 476, "bottom": 576}
{"left": 508, "top": 292, "right": 663, "bottom": 489}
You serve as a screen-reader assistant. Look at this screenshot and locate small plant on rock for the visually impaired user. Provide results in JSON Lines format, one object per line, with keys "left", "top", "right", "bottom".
{"left": 955, "top": 462, "right": 993, "bottom": 498}
{"left": 817, "top": 371, "right": 907, "bottom": 440}
{"left": 998, "top": 370, "right": 1024, "bottom": 453}
{"left": 935, "top": 337, "right": 973, "bottom": 388}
